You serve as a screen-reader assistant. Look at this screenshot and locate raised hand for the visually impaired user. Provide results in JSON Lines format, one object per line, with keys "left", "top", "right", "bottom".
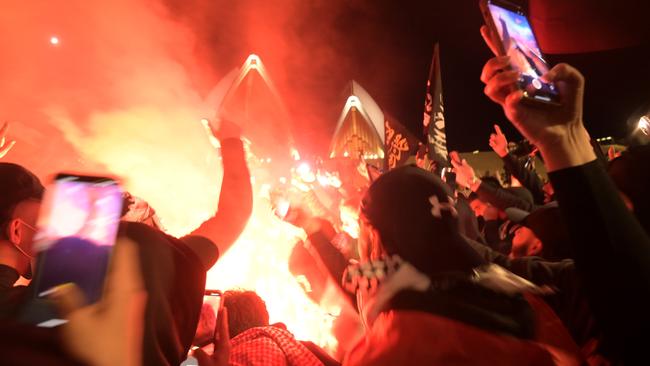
{"left": 607, "top": 146, "right": 621, "bottom": 161}
{"left": 450, "top": 151, "right": 478, "bottom": 190}
{"left": 0, "top": 122, "right": 17, "bottom": 159}
{"left": 194, "top": 307, "right": 231, "bottom": 366}
{"left": 479, "top": 25, "right": 595, "bottom": 171}
{"left": 489, "top": 124, "right": 509, "bottom": 158}
{"left": 213, "top": 117, "right": 242, "bottom": 141}
{"left": 202, "top": 117, "right": 243, "bottom": 144}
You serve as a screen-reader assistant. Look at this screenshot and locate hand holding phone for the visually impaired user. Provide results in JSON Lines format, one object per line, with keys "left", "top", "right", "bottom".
{"left": 192, "top": 307, "right": 231, "bottom": 366}
{"left": 193, "top": 290, "right": 224, "bottom": 349}
{"left": 32, "top": 174, "right": 123, "bottom": 309}
{"left": 479, "top": 0, "right": 558, "bottom": 105}
{"left": 478, "top": 1, "right": 594, "bottom": 171}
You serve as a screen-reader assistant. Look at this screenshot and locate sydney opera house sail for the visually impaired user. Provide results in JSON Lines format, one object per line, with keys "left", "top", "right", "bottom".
{"left": 329, "top": 81, "right": 385, "bottom": 163}
{"left": 215, "top": 54, "right": 294, "bottom": 169}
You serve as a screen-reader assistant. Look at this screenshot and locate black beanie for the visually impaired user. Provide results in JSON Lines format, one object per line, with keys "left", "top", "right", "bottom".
{"left": 361, "top": 165, "right": 485, "bottom": 277}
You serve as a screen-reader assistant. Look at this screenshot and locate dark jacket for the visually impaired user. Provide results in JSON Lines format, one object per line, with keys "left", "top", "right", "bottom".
{"left": 501, "top": 153, "right": 546, "bottom": 205}
{"left": 548, "top": 160, "right": 650, "bottom": 363}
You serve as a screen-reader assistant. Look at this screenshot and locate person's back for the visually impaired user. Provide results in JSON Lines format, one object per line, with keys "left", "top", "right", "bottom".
{"left": 344, "top": 165, "right": 581, "bottom": 365}
{"left": 347, "top": 308, "right": 575, "bottom": 366}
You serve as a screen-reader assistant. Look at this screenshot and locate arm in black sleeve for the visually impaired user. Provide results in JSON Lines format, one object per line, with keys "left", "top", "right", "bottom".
{"left": 466, "top": 237, "right": 575, "bottom": 288}
{"left": 501, "top": 153, "right": 546, "bottom": 205}
{"left": 475, "top": 181, "right": 535, "bottom": 212}
{"left": 482, "top": 219, "right": 507, "bottom": 252}
{"left": 549, "top": 160, "right": 650, "bottom": 360}
{"left": 307, "top": 231, "right": 350, "bottom": 286}
{"left": 190, "top": 138, "right": 253, "bottom": 253}
{"left": 466, "top": 237, "right": 599, "bottom": 347}
{"left": 305, "top": 220, "right": 356, "bottom": 307}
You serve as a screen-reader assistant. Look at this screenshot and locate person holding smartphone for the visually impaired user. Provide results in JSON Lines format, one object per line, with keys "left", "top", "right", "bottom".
{"left": 479, "top": 6, "right": 650, "bottom": 363}
{"left": 0, "top": 116, "right": 252, "bottom": 365}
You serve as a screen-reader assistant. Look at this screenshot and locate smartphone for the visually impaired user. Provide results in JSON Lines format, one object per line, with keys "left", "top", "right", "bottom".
{"left": 479, "top": 0, "right": 560, "bottom": 105}
{"left": 32, "top": 174, "right": 123, "bottom": 306}
{"left": 193, "top": 289, "right": 224, "bottom": 348}
{"left": 441, "top": 167, "right": 457, "bottom": 190}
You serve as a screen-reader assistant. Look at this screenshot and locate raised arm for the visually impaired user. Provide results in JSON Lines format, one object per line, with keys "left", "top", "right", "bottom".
{"left": 189, "top": 119, "right": 253, "bottom": 253}
{"left": 480, "top": 24, "right": 650, "bottom": 361}
{"left": 451, "top": 151, "right": 534, "bottom": 211}
{"left": 490, "top": 124, "right": 545, "bottom": 204}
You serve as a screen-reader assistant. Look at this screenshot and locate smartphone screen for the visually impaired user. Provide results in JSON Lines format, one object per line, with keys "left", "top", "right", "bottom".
{"left": 485, "top": 0, "right": 559, "bottom": 104}
{"left": 193, "top": 290, "right": 223, "bottom": 348}
{"left": 32, "top": 174, "right": 123, "bottom": 305}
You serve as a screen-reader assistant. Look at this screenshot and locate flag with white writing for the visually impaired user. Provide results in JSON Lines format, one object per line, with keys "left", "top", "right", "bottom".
{"left": 423, "top": 43, "right": 448, "bottom": 172}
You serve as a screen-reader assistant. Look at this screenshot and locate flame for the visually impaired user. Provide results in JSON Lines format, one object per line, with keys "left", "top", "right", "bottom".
{"left": 206, "top": 155, "right": 343, "bottom": 354}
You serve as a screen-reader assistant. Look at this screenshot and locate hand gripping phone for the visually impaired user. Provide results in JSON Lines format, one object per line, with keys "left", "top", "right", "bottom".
{"left": 480, "top": 0, "right": 560, "bottom": 105}
{"left": 26, "top": 173, "right": 123, "bottom": 326}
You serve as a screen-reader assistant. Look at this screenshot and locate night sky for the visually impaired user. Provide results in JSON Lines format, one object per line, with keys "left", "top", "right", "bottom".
{"left": 170, "top": 0, "right": 650, "bottom": 154}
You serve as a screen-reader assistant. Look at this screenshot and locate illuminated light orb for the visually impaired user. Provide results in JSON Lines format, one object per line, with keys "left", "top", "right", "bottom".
{"left": 49, "top": 36, "right": 60, "bottom": 45}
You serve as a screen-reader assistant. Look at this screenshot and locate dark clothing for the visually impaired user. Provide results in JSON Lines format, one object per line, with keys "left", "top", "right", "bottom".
{"left": 121, "top": 222, "right": 207, "bottom": 366}
{"left": 467, "top": 240, "right": 599, "bottom": 355}
{"left": 481, "top": 219, "right": 513, "bottom": 255}
{"left": 389, "top": 284, "right": 536, "bottom": 340}
{"left": 456, "top": 195, "right": 482, "bottom": 242}
{"left": 306, "top": 229, "right": 355, "bottom": 308}
{"left": 476, "top": 182, "right": 536, "bottom": 212}
{"left": 548, "top": 159, "right": 650, "bottom": 363}
{"left": 501, "top": 153, "right": 546, "bottom": 205}
{"left": 1, "top": 223, "right": 208, "bottom": 366}
{"left": 0, "top": 264, "right": 29, "bottom": 320}
{"left": 0, "top": 320, "right": 84, "bottom": 366}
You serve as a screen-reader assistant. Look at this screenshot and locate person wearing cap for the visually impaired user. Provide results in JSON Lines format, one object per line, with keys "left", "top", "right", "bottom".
{"left": 506, "top": 204, "right": 573, "bottom": 261}
{"left": 342, "top": 165, "right": 581, "bottom": 365}
{"left": 0, "top": 162, "right": 44, "bottom": 318}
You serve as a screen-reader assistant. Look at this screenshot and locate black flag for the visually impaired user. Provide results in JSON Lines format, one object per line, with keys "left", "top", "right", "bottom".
{"left": 423, "top": 43, "right": 448, "bottom": 172}
{"left": 384, "top": 114, "right": 420, "bottom": 170}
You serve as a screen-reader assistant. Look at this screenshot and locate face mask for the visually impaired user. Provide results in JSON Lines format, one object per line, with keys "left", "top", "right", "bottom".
{"left": 14, "top": 219, "right": 36, "bottom": 260}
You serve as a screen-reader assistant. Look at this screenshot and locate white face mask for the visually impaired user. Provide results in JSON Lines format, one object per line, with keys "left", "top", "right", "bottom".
{"left": 14, "top": 219, "right": 36, "bottom": 260}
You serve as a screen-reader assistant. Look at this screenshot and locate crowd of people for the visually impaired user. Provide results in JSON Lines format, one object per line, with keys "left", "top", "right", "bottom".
{"left": 1, "top": 25, "right": 649, "bottom": 366}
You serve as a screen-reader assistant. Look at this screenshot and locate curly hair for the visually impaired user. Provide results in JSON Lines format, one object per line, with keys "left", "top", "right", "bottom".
{"left": 222, "top": 290, "right": 270, "bottom": 339}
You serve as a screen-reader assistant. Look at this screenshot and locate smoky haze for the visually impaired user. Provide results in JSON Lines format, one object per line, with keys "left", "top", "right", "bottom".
{"left": 1, "top": 0, "right": 222, "bottom": 234}
{"left": 167, "top": 0, "right": 413, "bottom": 156}
{"left": 1, "top": 0, "right": 416, "bottom": 233}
